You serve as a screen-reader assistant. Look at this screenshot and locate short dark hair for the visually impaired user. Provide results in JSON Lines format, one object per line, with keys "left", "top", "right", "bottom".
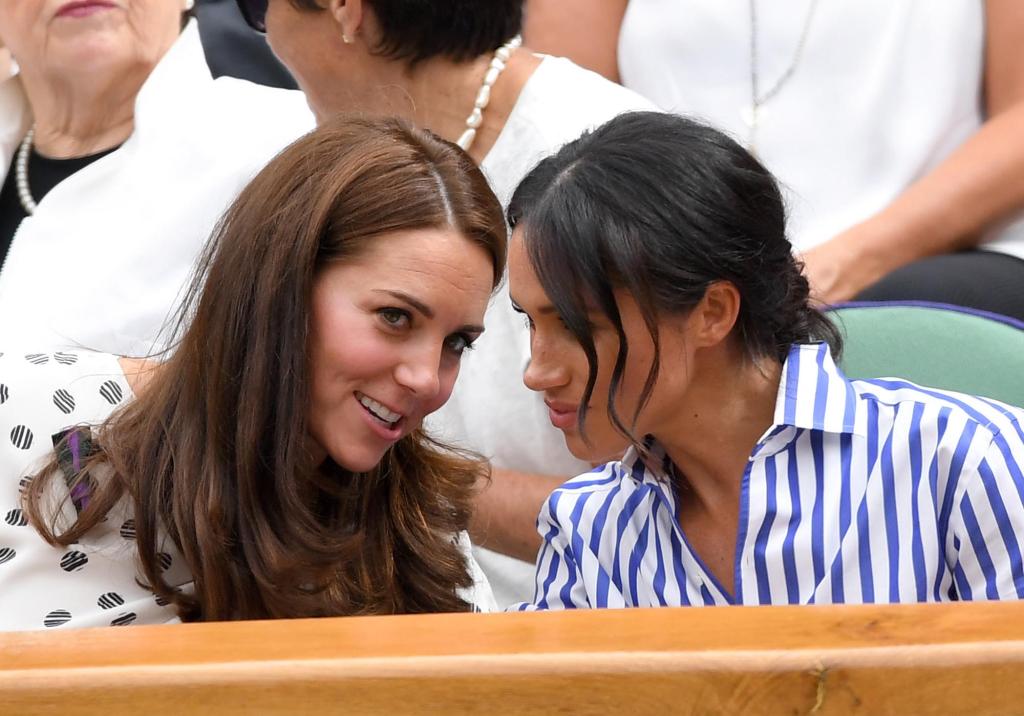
{"left": 508, "top": 111, "right": 841, "bottom": 442}
{"left": 292, "top": 0, "right": 522, "bottom": 65}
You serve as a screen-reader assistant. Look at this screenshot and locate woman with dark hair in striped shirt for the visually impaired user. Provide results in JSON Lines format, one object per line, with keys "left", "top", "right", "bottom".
{"left": 507, "top": 111, "right": 1024, "bottom": 609}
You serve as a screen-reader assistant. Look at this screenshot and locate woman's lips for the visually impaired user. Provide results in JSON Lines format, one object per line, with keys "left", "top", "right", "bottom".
{"left": 545, "top": 401, "right": 579, "bottom": 430}
{"left": 56, "top": 1, "right": 116, "bottom": 19}
{"left": 355, "top": 392, "right": 405, "bottom": 442}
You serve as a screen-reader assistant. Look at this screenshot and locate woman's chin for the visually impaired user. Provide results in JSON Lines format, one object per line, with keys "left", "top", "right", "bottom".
{"left": 45, "top": 42, "right": 130, "bottom": 77}
{"left": 328, "top": 445, "right": 391, "bottom": 474}
{"left": 563, "top": 434, "right": 623, "bottom": 465}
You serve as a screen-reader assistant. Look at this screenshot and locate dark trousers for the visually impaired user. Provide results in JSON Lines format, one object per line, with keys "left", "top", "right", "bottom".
{"left": 856, "top": 250, "right": 1024, "bottom": 322}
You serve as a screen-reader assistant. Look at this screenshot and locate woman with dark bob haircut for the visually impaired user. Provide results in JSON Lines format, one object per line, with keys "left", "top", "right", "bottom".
{"left": 508, "top": 112, "right": 1024, "bottom": 609}
{"left": 0, "top": 115, "right": 506, "bottom": 630}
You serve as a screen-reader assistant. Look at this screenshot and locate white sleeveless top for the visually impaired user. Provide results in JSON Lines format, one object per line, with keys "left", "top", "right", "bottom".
{"left": 618, "top": 0, "right": 1024, "bottom": 259}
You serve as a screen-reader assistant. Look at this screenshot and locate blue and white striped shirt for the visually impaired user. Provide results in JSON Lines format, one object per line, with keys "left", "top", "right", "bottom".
{"left": 521, "top": 343, "right": 1024, "bottom": 609}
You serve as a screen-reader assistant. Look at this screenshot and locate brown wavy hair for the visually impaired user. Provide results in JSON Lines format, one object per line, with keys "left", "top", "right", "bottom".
{"left": 23, "top": 115, "right": 507, "bottom": 621}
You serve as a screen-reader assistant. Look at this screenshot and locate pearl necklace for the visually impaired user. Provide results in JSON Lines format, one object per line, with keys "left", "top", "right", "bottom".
{"left": 15, "top": 127, "right": 38, "bottom": 215}
{"left": 456, "top": 35, "right": 522, "bottom": 152}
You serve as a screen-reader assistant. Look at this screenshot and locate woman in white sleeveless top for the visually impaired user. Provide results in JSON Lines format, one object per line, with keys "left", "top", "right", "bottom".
{"left": 525, "top": 0, "right": 1024, "bottom": 320}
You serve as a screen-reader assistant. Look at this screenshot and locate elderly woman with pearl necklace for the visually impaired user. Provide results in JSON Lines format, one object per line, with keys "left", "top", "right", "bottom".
{"left": 0, "top": 0, "right": 312, "bottom": 355}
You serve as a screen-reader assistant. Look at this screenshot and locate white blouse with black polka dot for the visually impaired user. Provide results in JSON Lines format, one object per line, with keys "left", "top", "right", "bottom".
{"left": 0, "top": 350, "right": 188, "bottom": 631}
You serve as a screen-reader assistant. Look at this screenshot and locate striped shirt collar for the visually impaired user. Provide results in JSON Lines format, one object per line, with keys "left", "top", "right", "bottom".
{"left": 624, "top": 342, "right": 867, "bottom": 483}
{"left": 775, "top": 342, "right": 869, "bottom": 437}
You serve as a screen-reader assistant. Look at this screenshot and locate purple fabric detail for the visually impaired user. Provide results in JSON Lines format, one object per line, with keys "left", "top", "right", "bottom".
{"left": 69, "top": 431, "right": 81, "bottom": 473}
{"left": 69, "top": 482, "right": 91, "bottom": 511}
{"left": 828, "top": 300, "right": 1024, "bottom": 332}
{"left": 67, "top": 431, "right": 90, "bottom": 510}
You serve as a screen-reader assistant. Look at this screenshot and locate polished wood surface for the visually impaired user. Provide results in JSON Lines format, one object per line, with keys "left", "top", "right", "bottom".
{"left": 2, "top": 603, "right": 1023, "bottom": 714}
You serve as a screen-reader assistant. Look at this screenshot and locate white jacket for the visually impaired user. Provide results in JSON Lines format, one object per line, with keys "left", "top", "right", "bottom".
{"left": 0, "top": 22, "right": 314, "bottom": 355}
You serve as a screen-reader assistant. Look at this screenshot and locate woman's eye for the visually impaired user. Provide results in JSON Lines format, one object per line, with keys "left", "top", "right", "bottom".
{"left": 378, "top": 308, "right": 410, "bottom": 329}
{"left": 511, "top": 304, "right": 534, "bottom": 331}
{"left": 444, "top": 333, "right": 476, "bottom": 355}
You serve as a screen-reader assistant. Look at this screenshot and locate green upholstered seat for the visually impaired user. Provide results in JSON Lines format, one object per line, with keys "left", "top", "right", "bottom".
{"left": 827, "top": 301, "right": 1024, "bottom": 409}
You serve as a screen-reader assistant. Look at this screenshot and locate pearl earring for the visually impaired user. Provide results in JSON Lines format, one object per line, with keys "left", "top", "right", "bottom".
{"left": 183, "top": 0, "right": 195, "bottom": 10}
{"left": 342, "top": 34, "right": 354, "bottom": 44}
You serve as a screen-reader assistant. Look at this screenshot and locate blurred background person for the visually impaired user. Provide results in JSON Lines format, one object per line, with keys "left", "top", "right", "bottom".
{"left": 525, "top": 0, "right": 1024, "bottom": 320}
{"left": 237, "top": 0, "right": 655, "bottom": 605}
{"left": 0, "top": 0, "right": 313, "bottom": 355}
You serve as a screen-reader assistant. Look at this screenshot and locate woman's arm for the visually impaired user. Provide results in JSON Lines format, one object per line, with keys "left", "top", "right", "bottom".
{"left": 470, "top": 466, "right": 568, "bottom": 562}
{"left": 523, "top": 0, "right": 629, "bottom": 82}
{"left": 803, "top": 0, "right": 1024, "bottom": 302}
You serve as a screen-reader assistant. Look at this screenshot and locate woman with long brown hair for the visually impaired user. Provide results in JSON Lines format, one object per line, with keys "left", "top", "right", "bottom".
{"left": 233, "top": 0, "right": 656, "bottom": 606}
{"left": 0, "top": 114, "right": 506, "bottom": 630}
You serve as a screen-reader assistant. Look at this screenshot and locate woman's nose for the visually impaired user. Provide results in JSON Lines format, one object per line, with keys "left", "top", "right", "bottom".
{"left": 394, "top": 346, "right": 442, "bottom": 399}
{"left": 523, "top": 341, "right": 570, "bottom": 393}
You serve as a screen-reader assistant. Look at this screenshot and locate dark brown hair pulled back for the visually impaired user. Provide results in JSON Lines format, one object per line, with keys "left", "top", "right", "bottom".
{"left": 508, "top": 111, "right": 840, "bottom": 447}
{"left": 24, "top": 115, "right": 506, "bottom": 620}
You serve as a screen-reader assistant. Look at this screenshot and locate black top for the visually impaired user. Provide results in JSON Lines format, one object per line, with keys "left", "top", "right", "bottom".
{"left": 195, "top": 0, "right": 297, "bottom": 90}
{"left": 0, "top": 145, "right": 118, "bottom": 269}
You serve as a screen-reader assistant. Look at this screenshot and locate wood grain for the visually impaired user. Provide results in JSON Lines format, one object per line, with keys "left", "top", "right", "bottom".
{"left": 2, "top": 603, "right": 1024, "bottom": 714}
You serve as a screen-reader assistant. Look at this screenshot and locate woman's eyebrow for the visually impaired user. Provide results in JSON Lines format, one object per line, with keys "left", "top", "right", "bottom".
{"left": 511, "top": 298, "right": 560, "bottom": 316}
{"left": 376, "top": 289, "right": 484, "bottom": 333}
{"left": 373, "top": 289, "right": 434, "bottom": 318}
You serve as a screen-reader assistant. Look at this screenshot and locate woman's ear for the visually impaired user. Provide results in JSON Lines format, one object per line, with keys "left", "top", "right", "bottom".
{"left": 689, "top": 281, "right": 741, "bottom": 349}
{"left": 327, "top": 0, "right": 364, "bottom": 43}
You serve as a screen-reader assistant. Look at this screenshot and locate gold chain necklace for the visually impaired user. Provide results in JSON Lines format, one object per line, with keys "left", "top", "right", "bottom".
{"left": 741, "top": 0, "right": 821, "bottom": 156}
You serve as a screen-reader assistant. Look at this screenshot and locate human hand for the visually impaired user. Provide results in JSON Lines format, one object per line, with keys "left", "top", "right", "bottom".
{"left": 800, "top": 223, "right": 892, "bottom": 305}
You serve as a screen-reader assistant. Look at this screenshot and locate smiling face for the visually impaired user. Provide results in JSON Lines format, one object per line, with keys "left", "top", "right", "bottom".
{"left": 0, "top": 0, "right": 181, "bottom": 87}
{"left": 307, "top": 226, "right": 493, "bottom": 473}
{"left": 508, "top": 231, "right": 702, "bottom": 463}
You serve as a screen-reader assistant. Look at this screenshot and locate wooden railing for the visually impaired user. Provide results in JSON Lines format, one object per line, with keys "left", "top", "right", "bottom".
{"left": 2, "top": 602, "right": 1024, "bottom": 714}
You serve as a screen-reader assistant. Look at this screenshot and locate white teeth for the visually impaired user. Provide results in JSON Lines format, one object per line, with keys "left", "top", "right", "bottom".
{"left": 358, "top": 394, "right": 402, "bottom": 424}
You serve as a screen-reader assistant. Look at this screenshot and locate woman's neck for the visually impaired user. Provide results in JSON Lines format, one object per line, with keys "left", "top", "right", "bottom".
{"left": 655, "top": 347, "right": 782, "bottom": 516}
{"left": 313, "top": 47, "right": 541, "bottom": 164}
{"left": 20, "top": 68, "right": 144, "bottom": 158}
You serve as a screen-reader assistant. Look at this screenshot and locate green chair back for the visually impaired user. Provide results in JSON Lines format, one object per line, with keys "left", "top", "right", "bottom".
{"left": 827, "top": 301, "right": 1024, "bottom": 408}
